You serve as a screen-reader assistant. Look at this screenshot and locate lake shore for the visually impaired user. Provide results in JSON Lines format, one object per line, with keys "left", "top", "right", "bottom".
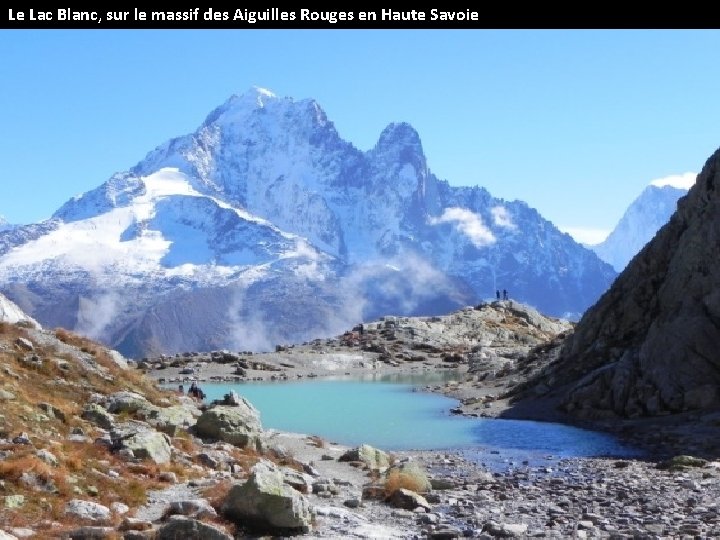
{"left": 140, "top": 346, "right": 720, "bottom": 538}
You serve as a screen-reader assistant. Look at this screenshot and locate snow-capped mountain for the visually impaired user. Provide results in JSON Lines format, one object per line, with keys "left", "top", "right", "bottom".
{"left": 591, "top": 177, "right": 694, "bottom": 271}
{"left": 0, "top": 216, "right": 13, "bottom": 233}
{"left": 0, "top": 88, "right": 616, "bottom": 357}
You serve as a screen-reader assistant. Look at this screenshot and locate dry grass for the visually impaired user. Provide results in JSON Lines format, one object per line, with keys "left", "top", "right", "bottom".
{"left": 383, "top": 469, "right": 428, "bottom": 498}
{"left": 201, "top": 478, "right": 235, "bottom": 511}
{"left": 307, "top": 435, "right": 327, "bottom": 449}
{"left": 0, "top": 323, "right": 210, "bottom": 530}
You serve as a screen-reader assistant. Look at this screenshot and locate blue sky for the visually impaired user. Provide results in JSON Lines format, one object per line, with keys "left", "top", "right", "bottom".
{"left": 2, "top": 29, "right": 719, "bottom": 242}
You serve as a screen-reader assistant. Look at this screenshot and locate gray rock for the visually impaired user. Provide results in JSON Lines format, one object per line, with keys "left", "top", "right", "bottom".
{"left": 110, "top": 502, "right": 130, "bottom": 515}
{"left": 14, "top": 338, "right": 33, "bottom": 351}
{"left": 110, "top": 422, "right": 172, "bottom": 464}
{"left": 195, "top": 403, "right": 263, "bottom": 450}
{"left": 7, "top": 530, "right": 33, "bottom": 539}
{"left": 0, "top": 390, "right": 15, "bottom": 401}
{"left": 281, "top": 466, "right": 314, "bottom": 494}
{"left": 106, "top": 392, "right": 158, "bottom": 418}
{"left": 147, "top": 405, "right": 197, "bottom": 436}
{"left": 35, "top": 449, "right": 58, "bottom": 467}
{"left": 63, "top": 526, "right": 115, "bottom": 539}
{"left": 166, "top": 499, "right": 217, "bottom": 519}
{"left": 387, "top": 460, "right": 432, "bottom": 493}
{"left": 339, "top": 443, "right": 390, "bottom": 471}
{"left": 107, "top": 350, "right": 129, "bottom": 369}
{"left": 3, "top": 495, "right": 25, "bottom": 509}
{"left": 156, "top": 517, "right": 232, "bottom": 540}
{"left": 82, "top": 403, "right": 115, "bottom": 430}
{"left": 158, "top": 471, "right": 178, "bottom": 483}
{"left": 222, "top": 459, "right": 313, "bottom": 533}
{"left": 0, "top": 531, "right": 18, "bottom": 540}
{"left": 388, "top": 488, "right": 430, "bottom": 511}
{"left": 64, "top": 499, "right": 111, "bottom": 522}
{"left": 118, "top": 517, "right": 152, "bottom": 531}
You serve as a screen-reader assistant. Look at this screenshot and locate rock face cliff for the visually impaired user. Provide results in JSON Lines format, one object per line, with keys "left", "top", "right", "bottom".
{"left": 528, "top": 147, "right": 720, "bottom": 418}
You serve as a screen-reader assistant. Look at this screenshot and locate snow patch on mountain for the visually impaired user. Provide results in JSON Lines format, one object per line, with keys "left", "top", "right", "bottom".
{"left": 0, "top": 292, "right": 40, "bottom": 328}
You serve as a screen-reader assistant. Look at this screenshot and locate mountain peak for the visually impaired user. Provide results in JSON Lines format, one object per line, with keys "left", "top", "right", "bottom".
{"left": 234, "top": 86, "right": 278, "bottom": 107}
{"left": 201, "top": 87, "right": 281, "bottom": 127}
{"left": 375, "top": 122, "right": 422, "bottom": 150}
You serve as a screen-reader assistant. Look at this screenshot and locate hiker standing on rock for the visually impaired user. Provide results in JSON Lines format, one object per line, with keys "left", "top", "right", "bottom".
{"left": 503, "top": 289, "right": 508, "bottom": 300}
{"left": 496, "top": 290, "right": 501, "bottom": 300}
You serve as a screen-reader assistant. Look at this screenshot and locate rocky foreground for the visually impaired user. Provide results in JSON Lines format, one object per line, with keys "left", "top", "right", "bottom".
{"left": 3, "top": 298, "right": 720, "bottom": 538}
{"left": 135, "top": 300, "right": 720, "bottom": 538}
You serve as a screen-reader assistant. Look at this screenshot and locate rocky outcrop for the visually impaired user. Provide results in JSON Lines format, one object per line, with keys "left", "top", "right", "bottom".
{"left": 64, "top": 500, "right": 112, "bottom": 522}
{"left": 221, "top": 459, "right": 313, "bottom": 533}
{"left": 194, "top": 401, "right": 264, "bottom": 450}
{"left": 106, "top": 391, "right": 158, "bottom": 417}
{"left": 155, "top": 517, "right": 233, "bottom": 540}
{"left": 521, "top": 147, "right": 720, "bottom": 418}
{"left": 339, "top": 444, "right": 391, "bottom": 471}
{"left": 110, "top": 422, "right": 172, "bottom": 464}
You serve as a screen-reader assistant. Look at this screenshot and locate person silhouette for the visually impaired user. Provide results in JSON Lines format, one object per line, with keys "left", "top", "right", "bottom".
{"left": 503, "top": 289, "right": 508, "bottom": 300}
{"left": 496, "top": 290, "right": 500, "bottom": 300}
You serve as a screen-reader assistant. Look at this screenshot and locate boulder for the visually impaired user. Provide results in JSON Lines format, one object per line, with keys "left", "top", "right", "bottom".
{"left": 388, "top": 488, "right": 430, "bottom": 510}
{"left": 195, "top": 403, "right": 263, "bottom": 450}
{"left": 106, "top": 350, "right": 129, "bottom": 370}
{"left": 63, "top": 526, "right": 115, "bottom": 539}
{"left": 0, "top": 530, "right": 18, "bottom": 540}
{"left": 166, "top": 499, "right": 217, "bottom": 519}
{"left": 81, "top": 403, "right": 115, "bottom": 430}
{"left": 110, "top": 422, "right": 172, "bottom": 464}
{"left": 386, "top": 460, "right": 431, "bottom": 493}
{"left": 106, "top": 392, "right": 158, "bottom": 418}
{"left": 339, "top": 444, "right": 390, "bottom": 471}
{"left": 3, "top": 495, "right": 25, "bottom": 509}
{"left": 155, "top": 517, "right": 232, "bottom": 540}
{"left": 35, "top": 449, "right": 58, "bottom": 467}
{"left": 64, "top": 500, "right": 111, "bottom": 522}
{"left": 222, "top": 459, "right": 313, "bottom": 533}
{"left": 147, "top": 405, "right": 197, "bottom": 436}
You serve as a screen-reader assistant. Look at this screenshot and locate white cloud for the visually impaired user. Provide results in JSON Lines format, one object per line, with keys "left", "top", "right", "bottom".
{"left": 490, "top": 206, "right": 516, "bottom": 230}
{"left": 558, "top": 227, "right": 611, "bottom": 246}
{"left": 429, "top": 207, "right": 496, "bottom": 248}
{"left": 649, "top": 172, "right": 696, "bottom": 190}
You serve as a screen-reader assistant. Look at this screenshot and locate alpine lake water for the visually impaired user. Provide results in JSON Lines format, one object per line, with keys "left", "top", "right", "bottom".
{"left": 200, "top": 371, "right": 643, "bottom": 466}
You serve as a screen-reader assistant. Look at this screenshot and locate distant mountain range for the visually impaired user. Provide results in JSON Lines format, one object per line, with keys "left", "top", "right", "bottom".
{"left": 0, "top": 88, "right": 616, "bottom": 357}
{"left": 590, "top": 177, "right": 694, "bottom": 271}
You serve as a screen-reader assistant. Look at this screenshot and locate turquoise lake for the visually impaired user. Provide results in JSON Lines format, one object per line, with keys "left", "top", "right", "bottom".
{"left": 200, "top": 374, "right": 641, "bottom": 460}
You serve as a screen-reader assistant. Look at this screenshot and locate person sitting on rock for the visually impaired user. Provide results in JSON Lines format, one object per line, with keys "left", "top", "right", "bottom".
{"left": 188, "top": 381, "right": 202, "bottom": 400}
